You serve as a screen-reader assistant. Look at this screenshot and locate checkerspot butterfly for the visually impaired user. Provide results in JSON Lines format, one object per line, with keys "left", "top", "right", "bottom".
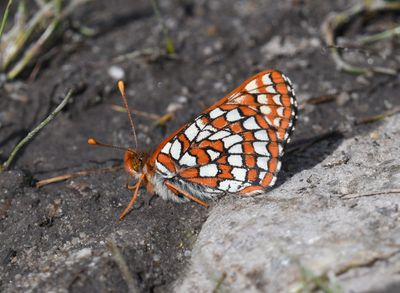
{"left": 89, "top": 69, "right": 297, "bottom": 219}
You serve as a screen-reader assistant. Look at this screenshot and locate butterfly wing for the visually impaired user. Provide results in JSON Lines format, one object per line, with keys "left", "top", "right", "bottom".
{"left": 151, "top": 69, "right": 297, "bottom": 196}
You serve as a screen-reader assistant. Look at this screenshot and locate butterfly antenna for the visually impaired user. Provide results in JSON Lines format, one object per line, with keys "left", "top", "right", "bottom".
{"left": 118, "top": 81, "right": 138, "bottom": 149}
{"left": 88, "top": 137, "right": 133, "bottom": 153}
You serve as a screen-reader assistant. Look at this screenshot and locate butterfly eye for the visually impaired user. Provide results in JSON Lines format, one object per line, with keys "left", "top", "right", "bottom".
{"left": 124, "top": 150, "right": 141, "bottom": 175}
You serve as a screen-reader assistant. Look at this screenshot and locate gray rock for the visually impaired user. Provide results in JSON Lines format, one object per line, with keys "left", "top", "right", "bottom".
{"left": 175, "top": 114, "right": 400, "bottom": 293}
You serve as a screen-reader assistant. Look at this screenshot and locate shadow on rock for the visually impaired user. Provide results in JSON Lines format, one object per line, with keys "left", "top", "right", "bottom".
{"left": 276, "top": 130, "right": 345, "bottom": 188}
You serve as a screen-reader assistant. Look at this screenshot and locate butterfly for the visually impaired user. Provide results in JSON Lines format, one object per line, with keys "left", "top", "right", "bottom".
{"left": 89, "top": 69, "right": 297, "bottom": 220}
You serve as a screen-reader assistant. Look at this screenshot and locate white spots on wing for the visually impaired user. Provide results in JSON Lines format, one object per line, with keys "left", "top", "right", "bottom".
{"left": 257, "top": 157, "right": 269, "bottom": 170}
{"left": 254, "top": 130, "right": 269, "bottom": 141}
{"left": 195, "top": 118, "right": 206, "bottom": 129}
{"left": 277, "top": 107, "right": 285, "bottom": 117}
{"left": 272, "top": 94, "right": 282, "bottom": 105}
{"left": 227, "top": 155, "right": 243, "bottom": 167}
{"left": 204, "top": 124, "right": 217, "bottom": 132}
{"left": 161, "top": 142, "right": 172, "bottom": 154}
{"left": 290, "top": 97, "right": 294, "bottom": 105}
{"left": 273, "top": 117, "right": 281, "bottom": 127}
{"left": 222, "top": 134, "right": 243, "bottom": 148}
{"left": 278, "top": 143, "right": 283, "bottom": 154}
{"left": 206, "top": 149, "right": 220, "bottom": 161}
{"left": 259, "top": 171, "right": 266, "bottom": 180}
{"left": 243, "top": 117, "right": 260, "bottom": 130}
{"left": 156, "top": 161, "right": 173, "bottom": 177}
{"left": 196, "top": 130, "right": 212, "bottom": 142}
{"left": 226, "top": 109, "right": 243, "bottom": 122}
{"left": 170, "top": 139, "right": 182, "bottom": 160}
{"left": 228, "top": 144, "right": 243, "bottom": 154}
{"left": 266, "top": 85, "right": 276, "bottom": 93}
{"left": 245, "top": 79, "right": 258, "bottom": 93}
{"left": 209, "top": 107, "right": 226, "bottom": 119}
{"left": 218, "top": 180, "right": 249, "bottom": 193}
{"left": 205, "top": 187, "right": 223, "bottom": 194}
{"left": 179, "top": 152, "right": 197, "bottom": 166}
{"left": 269, "top": 176, "right": 277, "bottom": 187}
{"left": 233, "top": 95, "right": 247, "bottom": 104}
{"left": 184, "top": 123, "right": 199, "bottom": 142}
{"left": 264, "top": 116, "right": 273, "bottom": 126}
{"left": 276, "top": 161, "right": 282, "bottom": 172}
{"left": 229, "top": 92, "right": 241, "bottom": 100}
{"left": 257, "top": 94, "right": 268, "bottom": 104}
{"left": 260, "top": 105, "right": 271, "bottom": 115}
{"left": 282, "top": 74, "right": 293, "bottom": 86}
{"left": 262, "top": 73, "right": 273, "bottom": 85}
{"left": 253, "top": 142, "right": 269, "bottom": 156}
{"left": 284, "top": 132, "right": 289, "bottom": 140}
{"left": 199, "top": 164, "right": 218, "bottom": 177}
{"left": 231, "top": 167, "right": 247, "bottom": 181}
{"left": 209, "top": 130, "right": 231, "bottom": 140}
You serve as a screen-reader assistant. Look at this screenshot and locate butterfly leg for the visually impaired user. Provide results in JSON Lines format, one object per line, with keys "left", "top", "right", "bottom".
{"left": 164, "top": 180, "right": 209, "bottom": 208}
{"left": 126, "top": 174, "right": 138, "bottom": 190}
{"left": 119, "top": 173, "right": 145, "bottom": 220}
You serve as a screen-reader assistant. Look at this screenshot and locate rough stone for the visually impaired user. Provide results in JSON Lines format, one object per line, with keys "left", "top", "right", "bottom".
{"left": 175, "top": 114, "right": 400, "bottom": 293}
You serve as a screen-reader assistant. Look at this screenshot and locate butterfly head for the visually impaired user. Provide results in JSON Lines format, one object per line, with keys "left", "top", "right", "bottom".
{"left": 124, "top": 149, "right": 142, "bottom": 178}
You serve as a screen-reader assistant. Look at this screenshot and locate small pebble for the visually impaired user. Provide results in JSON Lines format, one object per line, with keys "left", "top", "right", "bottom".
{"left": 336, "top": 92, "right": 351, "bottom": 106}
{"left": 75, "top": 248, "right": 92, "bottom": 260}
{"left": 108, "top": 66, "right": 125, "bottom": 80}
{"left": 370, "top": 131, "right": 380, "bottom": 141}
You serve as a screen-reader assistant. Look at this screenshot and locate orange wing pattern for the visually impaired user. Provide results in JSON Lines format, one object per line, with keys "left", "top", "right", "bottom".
{"left": 153, "top": 69, "right": 297, "bottom": 195}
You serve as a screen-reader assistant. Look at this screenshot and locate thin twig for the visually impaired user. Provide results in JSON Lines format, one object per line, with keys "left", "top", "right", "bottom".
{"left": 355, "top": 106, "right": 400, "bottom": 125}
{"left": 212, "top": 272, "right": 227, "bottom": 293}
{"left": 1, "top": 0, "right": 91, "bottom": 78}
{"left": 111, "top": 104, "right": 161, "bottom": 120}
{"left": 339, "top": 189, "right": 400, "bottom": 200}
{"left": 35, "top": 165, "right": 123, "bottom": 188}
{"left": 107, "top": 239, "right": 140, "bottom": 293}
{"left": 6, "top": 0, "right": 64, "bottom": 79}
{"left": 335, "top": 249, "right": 400, "bottom": 276}
{"left": 0, "top": 0, "right": 14, "bottom": 41}
{"left": 291, "top": 257, "right": 344, "bottom": 293}
{"left": 321, "top": 2, "right": 400, "bottom": 76}
{"left": 359, "top": 25, "right": 400, "bottom": 45}
{"left": 0, "top": 89, "right": 73, "bottom": 173}
{"left": 149, "top": 0, "right": 175, "bottom": 55}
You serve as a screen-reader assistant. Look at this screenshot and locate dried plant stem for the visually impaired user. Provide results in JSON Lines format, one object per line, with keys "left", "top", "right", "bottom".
{"left": 321, "top": 2, "right": 400, "bottom": 75}
{"left": 359, "top": 25, "right": 400, "bottom": 45}
{"left": 149, "top": 0, "right": 175, "bottom": 55}
{"left": 7, "top": 14, "right": 59, "bottom": 79}
{"left": 0, "top": 0, "right": 14, "bottom": 41}
{"left": 35, "top": 165, "right": 123, "bottom": 188}
{"left": 2, "top": 2, "right": 54, "bottom": 71}
{"left": 339, "top": 189, "right": 400, "bottom": 199}
{"left": 107, "top": 239, "right": 140, "bottom": 293}
{"left": 212, "top": 272, "right": 227, "bottom": 293}
{"left": 1, "top": 0, "right": 91, "bottom": 79}
{"left": 111, "top": 104, "right": 161, "bottom": 120}
{"left": 356, "top": 106, "right": 400, "bottom": 125}
{"left": 0, "top": 89, "right": 73, "bottom": 173}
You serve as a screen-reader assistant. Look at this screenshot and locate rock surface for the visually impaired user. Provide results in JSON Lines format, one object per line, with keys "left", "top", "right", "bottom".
{"left": 175, "top": 114, "right": 400, "bottom": 293}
